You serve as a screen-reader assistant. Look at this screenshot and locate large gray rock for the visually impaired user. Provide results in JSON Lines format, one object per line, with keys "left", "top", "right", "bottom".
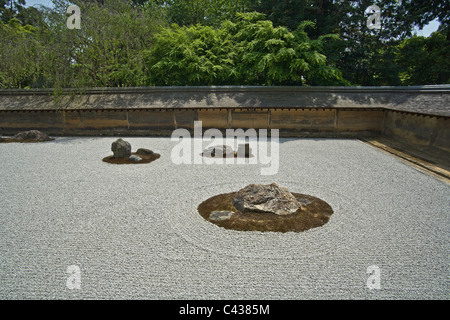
{"left": 13, "top": 130, "right": 50, "bottom": 141}
{"left": 233, "top": 183, "right": 302, "bottom": 215}
{"left": 111, "top": 139, "right": 131, "bottom": 158}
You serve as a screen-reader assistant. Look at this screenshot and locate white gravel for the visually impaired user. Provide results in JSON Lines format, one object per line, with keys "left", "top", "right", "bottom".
{"left": 0, "top": 137, "right": 448, "bottom": 299}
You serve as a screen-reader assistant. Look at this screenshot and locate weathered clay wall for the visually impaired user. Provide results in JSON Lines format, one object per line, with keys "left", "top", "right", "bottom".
{"left": 1, "top": 85, "right": 449, "bottom": 116}
{"left": 383, "top": 111, "right": 450, "bottom": 153}
{"left": 0, "top": 108, "right": 385, "bottom": 137}
{"left": 0, "top": 86, "right": 448, "bottom": 144}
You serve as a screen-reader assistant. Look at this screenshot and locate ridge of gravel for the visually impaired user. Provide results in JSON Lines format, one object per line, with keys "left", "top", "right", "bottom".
{"left": 0, "top": 137, "right": 448, "bottom": 299}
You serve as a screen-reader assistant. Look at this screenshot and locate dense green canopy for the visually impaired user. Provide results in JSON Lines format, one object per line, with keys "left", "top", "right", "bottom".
{"left": 0, "top": 0, "right": 448, "bottom": 89}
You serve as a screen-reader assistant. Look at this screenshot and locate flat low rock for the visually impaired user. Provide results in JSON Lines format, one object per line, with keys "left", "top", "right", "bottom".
{"left": 233, "top": 183, "right": 302, "bottom": 215}
{"left": 296, "top": 197, "right": 312, "bottom": 206}
{"left": 202, "top": 145, "right": 234, "bottom": 158}
{"left": 210, "top": 211, "right": 234, "bottom": 221}
{"left": 136, "top": 148, "right": 154, "bottom": 155}
{"left": 12, "top": 130, "right": 50, "bottom": 141}
{"left": 129, "top": 155, "right": 142, "bottom": 162}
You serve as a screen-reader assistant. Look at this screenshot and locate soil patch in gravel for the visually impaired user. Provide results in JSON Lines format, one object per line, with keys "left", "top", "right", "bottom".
{"left": 102, "top": 152, "right": 160, "bottom": 164}
{"left": 198, "top": 191, "right": 333, "bottom": 233}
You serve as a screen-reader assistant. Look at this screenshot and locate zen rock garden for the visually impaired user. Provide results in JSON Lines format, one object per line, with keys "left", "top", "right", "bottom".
{"left": 198, "top": 183, "right": 333, "bottom": 233}
{"left": 0, "top": 130, "right": 54, "bottom": 143}
{"left": 102, "top": 138, "right": 161, "bottom": 164}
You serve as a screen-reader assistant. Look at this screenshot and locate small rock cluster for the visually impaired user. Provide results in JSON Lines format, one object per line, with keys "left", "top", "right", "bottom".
{"left": 111, "top": 138, "right": 154, "bottom": 163}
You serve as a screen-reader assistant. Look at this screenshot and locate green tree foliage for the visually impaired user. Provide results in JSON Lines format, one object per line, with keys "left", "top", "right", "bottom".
{"left": 0, "top": 17, "right": 39, "bottom": 88}
{"left": 0, "top": 0, "right": 26, "bottom": 23}
{"left": 247, "top": 0, "right": 449, "bottom": 86}
{"left": 0, "top": 0, "right": 166, "bottom": 89}
{"left": 247, "top": 0, "right": 343, "bottom": 38}
{"left": 143, "top": 0, "right": 253, "bottom": 27}
{"left": 227, "top": 13, "right": 345, "bottom": 85}
{"left": 403, "top": 0, "right": 450, "bottom": 29}
{"left": 148, "top": 12, "right": 345, "bottom": 86}
{"left": 147, "top": 24, "right": 236, "bottom": 85}
{"left": 63, "top": 0, "right": 166, "bottom": 88}
{"left": 0, "top": 0, "right": 448, "bottom": 88}
{"left": 403, "top": 0, "right": 450, "bottom": 41}
{"left": 0, "top": 0, "right": 45, "bottom": 27}
{"left": 328, "top": 0, "right": 418, "bottom": 86}
{"left": 396, "top": 31, "right": 450, "bottom": 85}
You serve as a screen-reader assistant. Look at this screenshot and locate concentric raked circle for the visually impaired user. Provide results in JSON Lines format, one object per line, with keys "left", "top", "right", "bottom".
{"left": 163, "top": 180, "right": 370, "bottom": 260}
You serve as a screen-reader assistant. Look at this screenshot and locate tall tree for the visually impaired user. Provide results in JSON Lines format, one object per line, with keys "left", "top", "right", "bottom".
{"left": 147, "top": 23, "right": 237, "bottom": 85}
{"left": 0, "top": 0, "right": 167, "bottom": 89}
{"left": 334, "top": 0, "right": 449, "bottom": 85}
{"left": 0, "top": 0, "right": 26, "bottom": 23}
{"left": 247, "top": 0, "right": 343, "bottom": 36}
{"left": 403, "top": 0, "right": 450, "bottom": 29}
{"left": 147, "top": 12, "right": 346, "bottom": 86}
{"left": 155, "top": 0, "right": 253, "bottom": 27}
{"left": 0, "top": 16, "right": 40, "bottom": 88}
{"left": 248, "top": 0, "right": 448, "bottom": 85}
{"left": 396, "top": 31, "right": 450, "bottom": 85}
{"left": 403, "top": 0, "right": 450, "bottom": 40}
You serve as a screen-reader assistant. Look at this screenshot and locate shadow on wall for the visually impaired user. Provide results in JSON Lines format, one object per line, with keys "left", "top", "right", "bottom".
{"left": 0, "top": 86, "right": 449, "bottom": 117}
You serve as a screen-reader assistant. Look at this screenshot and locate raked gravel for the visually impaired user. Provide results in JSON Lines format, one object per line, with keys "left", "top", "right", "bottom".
{"left": 0, "top": 137, "right": 448, "bottom": 299}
